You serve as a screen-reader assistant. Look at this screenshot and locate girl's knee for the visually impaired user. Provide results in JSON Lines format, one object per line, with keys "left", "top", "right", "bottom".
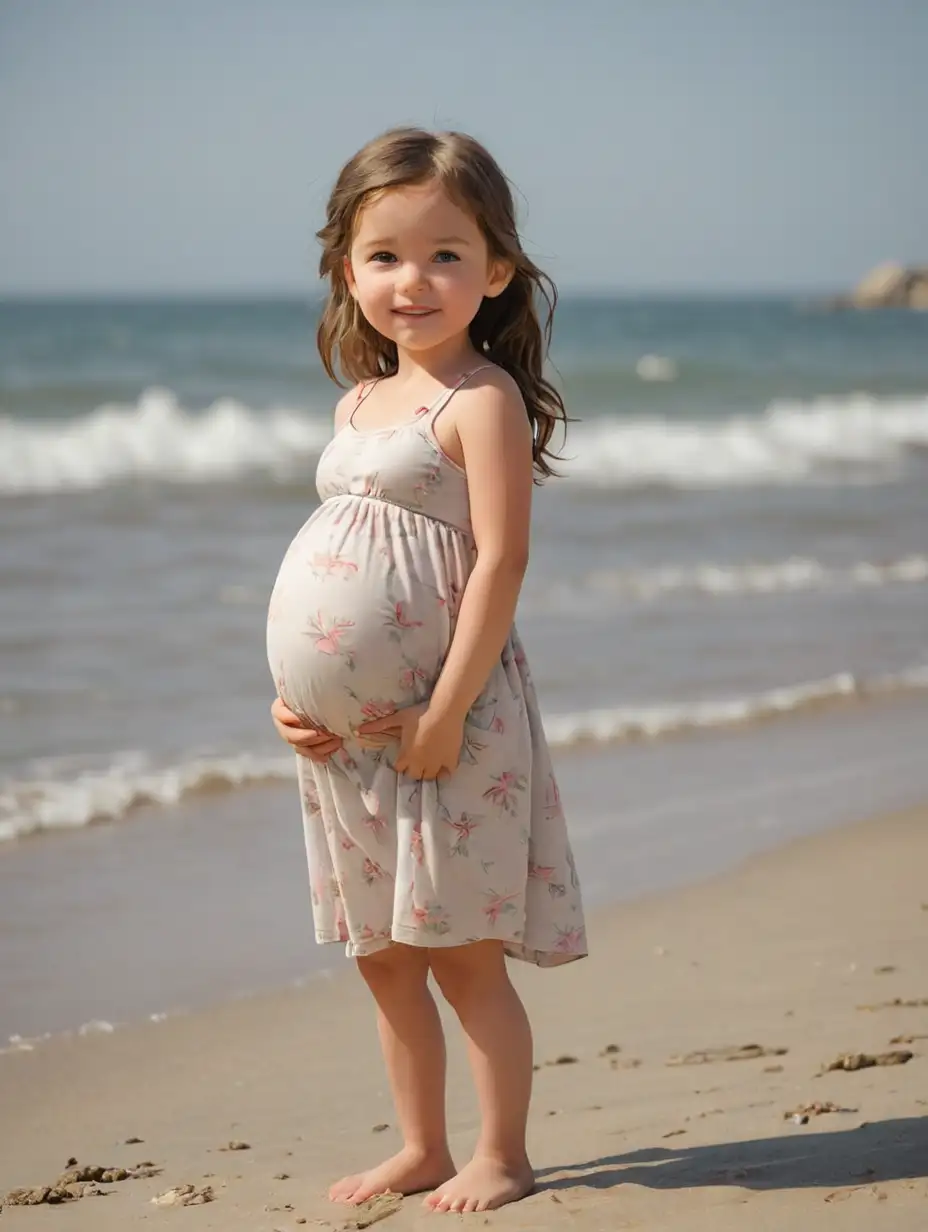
{"left": 357, "top": 942, "right": 430, "bottom": 990}
{"left": 429, "top": 941, "right": 507, "bottom": 1007}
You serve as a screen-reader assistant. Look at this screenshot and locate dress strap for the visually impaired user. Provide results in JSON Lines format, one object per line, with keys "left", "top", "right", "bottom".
{"left": 423, "top": 365, "right": 495, "bottom": 426}
{"left": 348, "top": 378, "right": 382, "bottom": 428}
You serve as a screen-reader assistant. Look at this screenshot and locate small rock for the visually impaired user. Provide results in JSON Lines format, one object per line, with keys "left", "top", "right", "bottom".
{"left": 221, "top": 1139, "right": 251, "bottom": 1151}
{"left": 874, "top": 965, "right": 897, "bottom": 974}
{"left": 857, "top": 997, "right": 928, "bottom": 1011}
{"left": 786, "top": 1101, "right": 857, "bottom": 1121}
{"left": 371, "top": 1123, "right": 390, "bottom": 1133}
{"left": 822, "top": 1050, "right": 913, "bottom": 1073}
{"left": 66, "top": 1182, "right": 108, "bottom": 1198}
{"left": 58, "top": 1165, "right": 107, "bottom": 1185}
{"left": 764, "top": 1064, "right": 784, "bottom": 1073}
{"left": 550, "top": 1054, "right": 578, "bottom": 1066}
{"left": 662, "top": 1128, "right": 687, "bottom": 1138}
{"left": 152, "top": 1184, "right": 214, "bottom": 1207}
{"left": 4, "top": 1187, "right": 62, "bottom": 1206}
{"left": 65, "top": 1156, "right": 78, "bottom": 1167}
{"left": 347, "top": 1191, "right": 404, "bottom": 1228}
{"left": 131, "top": 1163, "right": 162, "bottom": 1178}
{"left": 273, "top": 1171, "right": 290, "bottom": 1180}
{"left": 667, "top": 1043, "right": 788, "bottom": 1066}
{"left": 600, "top": 1044, "right": 621, "bottom": 1056}
{"left": 124, "top": 1136, "right": 144, "bottom": 1144}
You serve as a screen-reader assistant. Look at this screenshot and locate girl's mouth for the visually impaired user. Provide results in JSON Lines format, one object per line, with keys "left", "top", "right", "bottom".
{"left": 392, "top": 307, "right": 438, "bottom": 317}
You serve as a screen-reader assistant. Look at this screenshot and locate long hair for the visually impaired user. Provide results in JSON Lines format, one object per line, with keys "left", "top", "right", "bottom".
{"left": 316, "top": 128, "right": 567, "bottom": 479}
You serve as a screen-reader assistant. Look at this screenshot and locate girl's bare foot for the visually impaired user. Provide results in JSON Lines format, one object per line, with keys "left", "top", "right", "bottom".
{"left": 424, "top": 1153, "right": 535, "bottom": 1214}
{"left": 329, "top": 1145, "right": 456, "bottom": 1205}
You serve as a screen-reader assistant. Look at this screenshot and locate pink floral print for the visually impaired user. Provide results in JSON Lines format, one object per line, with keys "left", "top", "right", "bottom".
{"left": 266, "top": 370, "right": 586, "bottom": 967}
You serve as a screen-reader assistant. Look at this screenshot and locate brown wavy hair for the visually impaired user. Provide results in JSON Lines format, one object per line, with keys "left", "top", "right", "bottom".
{"left": 316, "top": 128, "right": 567, "bottom": 479}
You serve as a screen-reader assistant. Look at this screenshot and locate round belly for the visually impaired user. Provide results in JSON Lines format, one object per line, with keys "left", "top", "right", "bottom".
{"left": 266, "top": 497, "right": 471, "bottom": 738}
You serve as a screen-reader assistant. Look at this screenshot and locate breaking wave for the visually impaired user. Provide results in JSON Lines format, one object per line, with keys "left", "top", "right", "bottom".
{"left": 4, "top": 664, "right": 927, "bottom": 842}
{"left": 2, "top": 388, "right": 927, "bottom": 495}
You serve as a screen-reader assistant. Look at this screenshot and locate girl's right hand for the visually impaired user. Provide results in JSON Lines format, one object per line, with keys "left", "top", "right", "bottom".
{"left": 270, "top": 696, "right": 344, "bottom": 762}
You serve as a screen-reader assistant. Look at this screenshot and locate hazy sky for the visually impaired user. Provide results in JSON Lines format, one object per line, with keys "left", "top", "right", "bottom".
{"left": 1, "top": 0, "right": 925, "bottom": 294}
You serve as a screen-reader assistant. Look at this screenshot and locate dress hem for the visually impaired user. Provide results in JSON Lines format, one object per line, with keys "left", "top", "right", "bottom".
{"left": 314, "top": 926, "right": 588, "bottom": 968}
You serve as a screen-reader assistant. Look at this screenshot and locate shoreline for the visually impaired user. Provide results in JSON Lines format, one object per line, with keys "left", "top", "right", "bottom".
{"left": 2, "top": 802, "right": 927, "bottom": 1228}
{"left": 4, "top": 690, "right": 928, "bottom": 1045}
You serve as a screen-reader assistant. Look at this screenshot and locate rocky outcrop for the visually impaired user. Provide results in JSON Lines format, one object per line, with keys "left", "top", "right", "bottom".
{"left": 830, "top": 263, "right": 928, "bottom": 310}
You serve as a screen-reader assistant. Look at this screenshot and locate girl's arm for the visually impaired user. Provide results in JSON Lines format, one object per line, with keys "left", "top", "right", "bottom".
{"left": 426, "top": 374, "right": 534, "bottom": 723}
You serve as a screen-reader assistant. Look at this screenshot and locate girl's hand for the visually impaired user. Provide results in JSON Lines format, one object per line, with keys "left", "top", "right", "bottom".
{"left": 270, "top": 696, "right": 344, "bottom": 763}
{"left": 356, "top": 703, "right": 463, "bottom": 781}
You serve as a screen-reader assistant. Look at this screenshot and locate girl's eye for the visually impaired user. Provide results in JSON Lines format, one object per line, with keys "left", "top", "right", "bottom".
{"left": 433, "top": 251, "right": 460, "bottom": 264}
{"left": 370, "top": 252, "right": 396, "bottom": 264}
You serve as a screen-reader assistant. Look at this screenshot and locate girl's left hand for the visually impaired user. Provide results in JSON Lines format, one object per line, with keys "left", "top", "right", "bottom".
{"left": 356, "top": 703, "right": 463, "bottom": 780}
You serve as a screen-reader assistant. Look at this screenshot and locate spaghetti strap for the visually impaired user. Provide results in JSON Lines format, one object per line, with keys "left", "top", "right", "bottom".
{"left": 426, "top": 365, "right": 495, "bottom": 426}
{"left": 348, "top": 378, "right": 382, "bottom": 428}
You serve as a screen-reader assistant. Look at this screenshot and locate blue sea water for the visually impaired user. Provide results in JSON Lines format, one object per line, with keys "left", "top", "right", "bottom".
{"left": 1, "top": 296, "right": 927, "bottom": 1038}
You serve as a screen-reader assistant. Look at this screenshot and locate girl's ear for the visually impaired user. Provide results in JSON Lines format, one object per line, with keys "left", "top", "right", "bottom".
{"left": 344, "top": 255, "right": 358, "bottom": 299}
{"left": 485, "top": 258, "right": 515, "bottom": 300}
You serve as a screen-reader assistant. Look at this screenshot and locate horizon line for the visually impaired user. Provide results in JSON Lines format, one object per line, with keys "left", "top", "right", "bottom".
{"left": 0, "top": 285, "right": 850, "bottom": 304}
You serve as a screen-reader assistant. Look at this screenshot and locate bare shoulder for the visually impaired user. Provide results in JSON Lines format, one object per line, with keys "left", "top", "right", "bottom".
{"left": 332, "top": 385, "right": 360, "bottom": 431}
{"left": 452, "top": 365, "right": 530, "bottom": 436}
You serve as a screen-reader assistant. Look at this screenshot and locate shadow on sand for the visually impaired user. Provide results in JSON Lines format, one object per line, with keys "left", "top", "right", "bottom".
{"left": 536, "top": 1115, "right": 928, "bottom": 1194}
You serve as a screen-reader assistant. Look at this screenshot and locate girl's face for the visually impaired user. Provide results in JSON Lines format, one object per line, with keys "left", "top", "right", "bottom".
{"left": 345, "top": 181, "right": 511, "bottom": 357}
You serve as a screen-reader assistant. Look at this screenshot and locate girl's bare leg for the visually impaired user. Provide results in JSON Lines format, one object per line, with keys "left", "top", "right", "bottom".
{"left": 424, "top": 941, "right": 535, "bottom": 1214}
{"left": 329, "top": 944, "right": 456, "bottom": 1204}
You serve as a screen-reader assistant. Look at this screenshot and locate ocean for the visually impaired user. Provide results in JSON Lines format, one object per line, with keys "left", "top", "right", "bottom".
{"left": 2, "top": 296, "right": 927, "bottom": 1043}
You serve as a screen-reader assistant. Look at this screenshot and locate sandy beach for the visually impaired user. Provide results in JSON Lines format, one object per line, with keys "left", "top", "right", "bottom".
{"left": 2, "top": 803, "right": 925, "bottom": 1230}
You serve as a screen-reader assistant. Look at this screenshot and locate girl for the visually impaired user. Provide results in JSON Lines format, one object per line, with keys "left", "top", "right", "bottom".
{"left": 266, "top": 128, "right": 586, "bottom": 1216}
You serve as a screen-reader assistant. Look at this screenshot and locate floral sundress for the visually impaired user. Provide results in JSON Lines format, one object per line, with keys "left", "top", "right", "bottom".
{"left": 266, "top": 370, "right": 587, "bottom": 966}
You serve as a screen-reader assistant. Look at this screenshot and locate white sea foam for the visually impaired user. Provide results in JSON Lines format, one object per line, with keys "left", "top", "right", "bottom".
{"left": 565, "top": 392, "right": 928, "bottom": 488}
{"left": 582, "top": 555, "right": 928, "bottom": 602}
{"left": 2, "top": 389, "right": 928, "bottom": 495}
{"left": 636, "top": 354, "right": 678, "bottom": 381}
{"left": 0, "top": 387, "right": 331, "bottom": 495}
{"left": 544, "top": 665, "right": 928, "bottom": 749}
{"left": 3, "top": 666, "right": 927, "bottom": 842}
{"left": 0, "top": 750, "right": 297, "bottom": 843}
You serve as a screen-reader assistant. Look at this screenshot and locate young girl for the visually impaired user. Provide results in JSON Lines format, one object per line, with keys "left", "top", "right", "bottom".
{"left": 266, "top": 128, "right": 586, "bottom": 1216}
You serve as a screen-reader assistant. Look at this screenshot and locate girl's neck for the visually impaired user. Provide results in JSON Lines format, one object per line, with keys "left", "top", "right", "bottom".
{"left": 393, "top": 334, "right": 483, "bottom": 385}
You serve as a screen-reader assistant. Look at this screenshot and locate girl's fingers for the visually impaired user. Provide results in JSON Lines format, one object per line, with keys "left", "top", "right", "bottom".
{"left": 271, "top": 698, "right": 302, "bottom": 725}
{"left": 300, "top": 739, "right": 342, "bottom": 762}
{"left": 275, "top": 721, "right": 336, "bottom": 745}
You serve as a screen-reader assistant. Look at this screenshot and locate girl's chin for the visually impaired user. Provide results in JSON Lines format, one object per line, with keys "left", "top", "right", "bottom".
{"left": 377, "top": 318, "right": 473, "bottom": 352}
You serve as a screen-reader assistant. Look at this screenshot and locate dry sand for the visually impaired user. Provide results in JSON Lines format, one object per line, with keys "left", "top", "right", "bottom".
{"left": 2, "top": 805, "right": 926, "bottom": 1230}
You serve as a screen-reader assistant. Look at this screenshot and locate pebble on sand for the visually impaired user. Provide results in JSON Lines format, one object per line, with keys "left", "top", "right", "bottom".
{"left": 151, "top": 1183, "right": 214, "bottom": 1207}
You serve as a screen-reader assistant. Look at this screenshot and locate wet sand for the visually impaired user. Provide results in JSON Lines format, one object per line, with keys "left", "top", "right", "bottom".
{"left": 2, "top": 803, "right": 926, "bottom": 1229}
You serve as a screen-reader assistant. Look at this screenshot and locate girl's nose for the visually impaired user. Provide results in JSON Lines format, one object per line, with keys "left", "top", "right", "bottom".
{"left": 397, "top": 262, "right": 428, "bottom": 293}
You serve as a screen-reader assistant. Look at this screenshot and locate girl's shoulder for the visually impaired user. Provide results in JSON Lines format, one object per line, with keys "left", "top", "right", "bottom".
{"left": 445, "top": 363, "right": 527, "bottom": 427}
{"left": 332, "top": 380, "right": 374, "bottom": 431}
{"left": 448, "top": 362, "right": 527, "bottom": 421}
